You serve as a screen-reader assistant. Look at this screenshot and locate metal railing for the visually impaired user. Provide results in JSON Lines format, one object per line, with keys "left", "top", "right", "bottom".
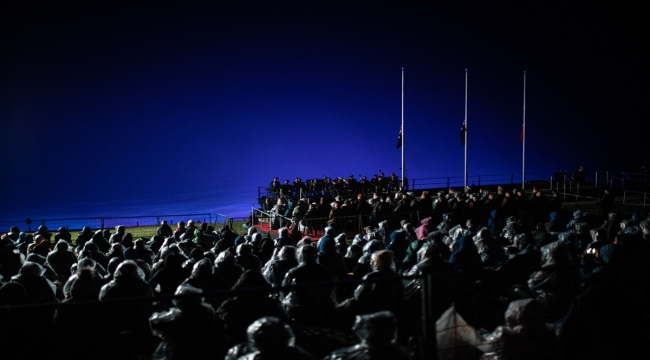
{"left": 623, "top": 191, "right": 650, "bottom": 207}
{"left": 258, "top": 172, "right": 555, "bottom": 200}
{"left": 0, "top": 213, "right": 213, "bottom": 235}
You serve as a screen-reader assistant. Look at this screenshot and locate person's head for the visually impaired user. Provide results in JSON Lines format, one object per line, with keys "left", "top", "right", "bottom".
{"left": 298, "top": 245, "right": 318, "bottom": 263}
{"left": 488, "top": 193, "right": 494, "bottom": 200}
{"left": 592, "top": 228, "right": 608, "bottom": 242}
{"left": 352, "top": 311, "right": 398, "bottom": 347}
{"left": 172, "top": 283, "right": 204, "bottom": 310}
{"left": 536, "top": 191, "right": 543, "bottom": 197}
{"left": 55, "top": 239, "right": 70, "bottom": 252}
{"left": 116, "top": 225, "right": 125, "bottom": 234}
{"left": 236, "top": 243, "right": 253, "bottom": 257}
{"left": 192, "top": 258, "right": 214, "bottom": 277}
{"left": 110, "top": 242, "right": 124, "bottom": 253}
{"left": 417, "top": 242, "right": 440, "bottom": 263}
{"left": 161, "top": 220, "right": 167, "bottom": 226}
{"left": 33, "top": 234, "right": 45, "bottom": 245}
{"left": 247, "top": 317, "right": 296, "bottom": 353}
{"left": 135, "top": 238, "right": 146, "bottom": 249}
{"left": 178, "top": 221, "right": 185, "bottom": 228}
{"left": 371, "top": 250, "right": 394, "bottom": 271}
{"left": 278, "top": 245, "right": 297, "bottom": 261}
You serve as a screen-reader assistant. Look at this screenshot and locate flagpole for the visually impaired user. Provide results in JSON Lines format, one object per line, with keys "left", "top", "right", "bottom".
{"left": 522, "top": 71, "right": 526, "bottom": 189}
{"left": 464, "top": 69, "right": 468, "bottom": 192}
{"left": 401, "top": 67, "right": 405, "bottom": 190}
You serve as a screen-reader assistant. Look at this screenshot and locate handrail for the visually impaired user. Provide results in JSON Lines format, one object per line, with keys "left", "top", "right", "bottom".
{"left": 622, "top": 191, "right": 650, "bottom": 206}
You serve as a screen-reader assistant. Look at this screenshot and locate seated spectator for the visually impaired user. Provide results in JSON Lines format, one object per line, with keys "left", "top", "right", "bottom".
{"left": 11, "top": 262, "right": 57, "bottom": 304}
{"left": 46, "top": 240, "right": 78, "bottom": 282}
{"left": 54, "top": 227, "right": 72, "bottom": 244}
{"left": 281, "top": 245, "right": 337, "bottom": 325}
{"left": 75, "top": 226, "right": 94, "bottom": 251}
{"left": 217, "top": 270, "right": 284, "bottom": 346}
{"left": 150, "top": 284, "right": 218, "bottom": 359}
{"left": 263, "top": 245, "right": 298, "bottom": 288}
{"left": 351, "top": 250, "right": 404, "bottom": 316}
{"left": 479, "top": 299, "right": 561, "bottom": 359}
{"left": 225, "top": 317, "right": 314, "bottom": 360}
{"left": 235, "top": 243, "right": 263, "bottom": 273}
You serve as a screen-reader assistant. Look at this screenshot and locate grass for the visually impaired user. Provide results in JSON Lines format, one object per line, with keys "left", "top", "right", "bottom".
{"left": 61, "top": 220, "right": 249, "bottom": 247}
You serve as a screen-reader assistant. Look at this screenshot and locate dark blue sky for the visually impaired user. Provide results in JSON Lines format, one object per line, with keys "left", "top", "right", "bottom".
{"left": 1, "top": 2, "right": 645, "bottom": 219}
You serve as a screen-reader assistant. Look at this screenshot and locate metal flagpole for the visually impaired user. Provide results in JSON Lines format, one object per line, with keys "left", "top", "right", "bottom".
{"left": 464, "top": 69, "right": 468, "bottom": 191}
{"left": 522, "top": 71, "right": 526, "bottom": 189}
{"left": 401, "top": 67, "right": 405, "bottom": 190}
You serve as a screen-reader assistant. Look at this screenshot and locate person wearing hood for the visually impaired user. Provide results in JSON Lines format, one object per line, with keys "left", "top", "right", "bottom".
{"left": 54, "top": 227, "right": 72, "bottom": 245}
{"left": 47, "top": 240, "right": 78, "bottom": 282}
{"left": 256, "top": 234, "right": 275, "bottom": 265}
{"left": 579, "top": 241, "right": 624, "bottom": 289}
{"left": 323, "top": 311, "right": 411, "bottom": 360}
{"left": 149, "top": 284, "right": 219, "bottom": 360}
{"left": 15, "top": 232, "right": 33, "bottom": 256}
{"left": 401, "top": 229, "right": 427, "bottom": 273}
{"left": 53, "top": 267, "right": 108, "bottom": 357}
{"left": 82, "top": 241, "right": 108, "bottom": 269}
{"left": 352, "top": 250, "right": 404, "bottom": 316}
{"left": 35, "top": 225, "right": 52, "bottom": 241}
{"left": 212, "top": 225, "right": 237, "bottom": 254}
{"left": 386, "top": 229, "right": 409, "bottom": 271}
{"left": 75, "top": 226, "right": 94, "bottom": 251}
{"left": 7, "top": 226, "right": 20, "bottom": 241}
{"left": 281, "top": 245, "right": 337, "bottom": 325}
{"left": 448, "top": 236, "right": 483, "bottom": 274}
{"left": 25, "top": 253, "right": 59, "bottom": 284}
{"left": 149, "top": 253, "right": 191, "bottom": 296}
{"left": 263, "top": 245, "right": 299, "bottom": 287}
{"left": 353, "top": 240, "right": 385, "bottom": 279}
{"left": 108, "top": 225, "right": 126, "bottom": 244}
{"left": 28, "top": 234, "right": 52, "bottom": 257}
{"left": 476, "top": 229, "right": 507, "bottom": 268}
{"left": 217, "top": 270, "right": 285, "bottom": 346}
{"left": 526, "top": 240, "right": 581, "bottom": 321}
{"left": 89, "top": 229, "right": 110, "bottom": 254}
{"left": 225, "top": 317, "right": 314, "bottom": 360}
{"left": 317, "top": 226, "right": 336, "bottom": 255}
{"left": 11, "top": 261, "right": 57, "bottom": 304}
{"left": 414, "top": 217, "right": 433, "bottom": 240}
{"left": 0, "top": 238, "right": 22, "bottom": 280}
{"left": 133, "top": 238, "right": 155, "bottom": 266}
{"left": 497, "top": 235, "right": 541, "bottom": 288}
{"left": 99, "top": 259, "right": 153, "bottom": 300}
{"left": 106, "top": 242, "right": 125, "bottom": 263}
{"left": 436, "top": 213, "right": 454, "bottom": 235}
{"left": 214, "top": 250, "right": 245, "bottom": 290}
{"left": 478, "top": 299, "right": 561, "bottom": 359}
{"left": 100, "top": 260, "right": 154, "bottom": 336}
{"left": 487, "top": 209, "right": 501, "bottom": 235}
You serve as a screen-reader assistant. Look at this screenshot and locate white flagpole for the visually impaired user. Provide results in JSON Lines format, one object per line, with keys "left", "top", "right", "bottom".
{"left": 522, "top": 71, "right": 526, "bottom": 189}
{"left": 401, "top": 67, "right": 405, "bottom": 190}
{"left": 464, "top": 69, "right": 468, "bottom": 192}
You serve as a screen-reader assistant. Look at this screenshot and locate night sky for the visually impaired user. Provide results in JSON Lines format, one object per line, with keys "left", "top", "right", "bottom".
{"left": 1, "top": 2, "right": 645, "bottom": 220}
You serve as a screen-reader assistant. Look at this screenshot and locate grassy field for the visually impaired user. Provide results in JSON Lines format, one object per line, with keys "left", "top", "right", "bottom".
{"left": 61, "top": 220, "right": 248, "bottom": 247}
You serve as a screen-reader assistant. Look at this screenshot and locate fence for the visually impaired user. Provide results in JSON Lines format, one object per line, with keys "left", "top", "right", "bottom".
{"left": 251, "top": 202, "right": 601, "bottom": 239}
{"left": 0, "top": 213, "right": 213, "bottom": 238}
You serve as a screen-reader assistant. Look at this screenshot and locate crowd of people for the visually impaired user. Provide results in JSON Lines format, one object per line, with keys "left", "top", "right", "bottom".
{"left": 0, "top": 182, "right": 648, "bottom": 359}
